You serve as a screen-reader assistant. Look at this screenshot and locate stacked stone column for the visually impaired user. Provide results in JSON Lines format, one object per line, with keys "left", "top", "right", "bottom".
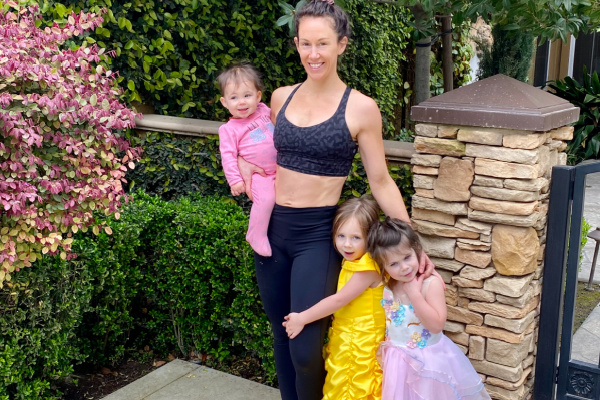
{"left": 410, "top": 123, "right": 573, "bottom": 400}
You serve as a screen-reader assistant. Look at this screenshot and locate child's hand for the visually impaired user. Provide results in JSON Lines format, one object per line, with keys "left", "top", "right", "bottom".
{"left": 230, "top": 182, "right": 245, "bottom": 196}
{"left": 282, "top": 313, "right": 306, "bottom": 339}
{"left": 404, "top": 273, "right": 425, "bottom": 300}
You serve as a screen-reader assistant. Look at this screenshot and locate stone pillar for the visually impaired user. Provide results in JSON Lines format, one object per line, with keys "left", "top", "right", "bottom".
{"left": 410, "top": 75, "right": 579, "bottom": 400}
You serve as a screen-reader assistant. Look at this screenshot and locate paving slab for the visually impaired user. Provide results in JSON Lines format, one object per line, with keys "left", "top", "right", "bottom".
{"left": 572, "top": 303, "right": 600, "bottom": 365}
{"left": 102, "top": 359, "right": 281, "bottom": 400}
{"left": 579, "top": 170, "right": 600, "bottom": 284}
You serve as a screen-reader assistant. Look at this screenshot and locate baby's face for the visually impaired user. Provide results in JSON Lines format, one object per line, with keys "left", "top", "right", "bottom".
{"left": 220, "top": 80, "right": 261, "bottom": 119}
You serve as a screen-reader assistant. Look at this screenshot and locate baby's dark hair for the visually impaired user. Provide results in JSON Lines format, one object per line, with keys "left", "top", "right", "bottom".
{"left": 332, "top": 195, "right": 379, "bottom": 242}
{"left": 294, "top": 0, "right": 351, "bottom": 41}
{"left": 217, "top": 61, "right": 264, "bottom": 94}
{"left": 367, "top": 217, "right": 423, "bottom": 285}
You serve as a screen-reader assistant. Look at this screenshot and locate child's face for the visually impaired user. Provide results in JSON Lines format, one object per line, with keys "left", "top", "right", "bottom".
{"left": 334, "top": 217, "right": 366, "bottom": 262}
{"left": 382, "top": 243, "right": 419, "bottom": 283}
{"left": 219, "top": 80, "right": 262, "bottom": 119}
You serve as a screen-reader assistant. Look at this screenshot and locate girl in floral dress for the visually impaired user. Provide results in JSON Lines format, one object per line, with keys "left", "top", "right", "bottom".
{"left": 368, "top": 218, "right": 491, "bottom": 400}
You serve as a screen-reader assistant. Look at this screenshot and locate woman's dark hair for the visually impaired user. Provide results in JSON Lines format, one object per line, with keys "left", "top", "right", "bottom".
{"left": 367, "top": 217, "right": 423, "bottom": 285}
{"left": 216, "top": 61, "right": 264, "bottom": 94}
{"left": 294, "top": 0, "right": 351, "bottom": 41}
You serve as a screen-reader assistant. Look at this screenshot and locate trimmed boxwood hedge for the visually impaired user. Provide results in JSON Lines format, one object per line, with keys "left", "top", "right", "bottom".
{"left": 0, "top": 192, "right": 273, "bottom": 399}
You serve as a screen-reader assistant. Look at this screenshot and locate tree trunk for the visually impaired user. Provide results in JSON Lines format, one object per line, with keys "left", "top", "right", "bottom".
{"left": 409, "top": 4, "right": 431, "bottom": 105}
{"left": 441, "top": 15, "right": 453, "bottom": 92}
{"left": 415, "top": 37, "right": 431, "bottom": 104}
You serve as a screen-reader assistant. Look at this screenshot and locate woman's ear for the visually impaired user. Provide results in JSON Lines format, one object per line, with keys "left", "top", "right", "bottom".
{"left": 337, "top": 36, "right": 348, "bottom": 55}
{"left": 294, "top": 37, "right": 299, "bottom": 51}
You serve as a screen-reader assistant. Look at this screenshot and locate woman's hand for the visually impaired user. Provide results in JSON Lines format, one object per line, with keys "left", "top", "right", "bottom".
{"left": 418, "top": 250, "right": 434, "bottom": 276}
{"left": 237, "top": 156, "right": 266, "bottom": 201}
{"left": 418, "top": 251, "right": 446, "bottom": 290}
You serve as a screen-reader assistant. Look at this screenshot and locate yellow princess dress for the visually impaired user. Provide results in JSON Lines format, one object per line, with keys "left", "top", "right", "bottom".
{"left": 323, "top": 252, "right": 385, "bottom": 400}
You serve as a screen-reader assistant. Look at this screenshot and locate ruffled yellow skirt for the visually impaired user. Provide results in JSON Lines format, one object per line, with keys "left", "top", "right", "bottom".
{"left": 322, "top": 314, "right": 384, "bottom": 400}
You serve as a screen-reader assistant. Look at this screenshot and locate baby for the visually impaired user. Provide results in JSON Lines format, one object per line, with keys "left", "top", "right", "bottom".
{"left": 217, "top": 62, "right": 276, "bottom": 257}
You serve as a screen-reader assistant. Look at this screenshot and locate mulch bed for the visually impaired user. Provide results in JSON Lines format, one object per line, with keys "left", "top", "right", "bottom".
{"left": 58, "top": 354, "right": 270, "bottom": 399}
{"left": 59, "top": 360, "right": 155, "bottom": 400}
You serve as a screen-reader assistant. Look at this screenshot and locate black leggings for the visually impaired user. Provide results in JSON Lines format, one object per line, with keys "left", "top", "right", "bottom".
{"left": 254, "top": 204, "right": 341, "bottom": 400}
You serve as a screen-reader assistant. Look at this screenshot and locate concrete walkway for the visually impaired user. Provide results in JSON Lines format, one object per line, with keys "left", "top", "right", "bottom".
{"left": 578, "top": 167, "right": 600, "bottom": 285}
{"left": 102, "top": 359, "right": 280, "bottom": 400}
{"left": 572, "top": 166, "right": 600, "bottom": 365}
{"left": 572, "top": 304, "right": 600, "bottom": 365}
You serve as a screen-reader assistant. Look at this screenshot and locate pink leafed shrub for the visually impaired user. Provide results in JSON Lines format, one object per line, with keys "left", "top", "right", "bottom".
{"left": 0, "top": 1, "right": 140, "bottom": 284}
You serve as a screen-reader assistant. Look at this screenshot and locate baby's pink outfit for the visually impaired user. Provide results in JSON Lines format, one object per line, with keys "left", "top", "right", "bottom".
{"left": 218, "top": 102, "right": 277, "bottom": 256}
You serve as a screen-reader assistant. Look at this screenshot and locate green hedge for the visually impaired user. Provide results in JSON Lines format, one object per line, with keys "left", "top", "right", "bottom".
{"left": 38, "top": 0, "right": 413, "bottom": 138}
{"left": 0, "top": 192, "right": 273, "bottom": 399}
{"left": 125, "top": 130, "right": 414, "bottom": 209}
{"left": 0, "top": 255, "right": 90, "bottom": 400}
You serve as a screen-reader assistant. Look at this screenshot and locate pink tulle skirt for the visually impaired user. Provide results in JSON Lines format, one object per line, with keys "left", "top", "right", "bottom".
{"left": 378, "top": 336, "right": 491, "bottom": 400}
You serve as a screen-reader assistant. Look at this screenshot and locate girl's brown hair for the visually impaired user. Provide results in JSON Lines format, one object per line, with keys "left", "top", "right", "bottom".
{"left": 217, "top": 61, "right": 264, "bottom": 94}
{"left": 332, "top": 195, "right": 379, "bottom": 244}
{"left": 367, "top": 217, "right": 423, "bottom": 286}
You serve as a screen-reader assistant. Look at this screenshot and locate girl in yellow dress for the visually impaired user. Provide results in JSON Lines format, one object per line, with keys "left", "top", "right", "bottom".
{"left": 283, "top": 195, "right": 385, "bottom": 400}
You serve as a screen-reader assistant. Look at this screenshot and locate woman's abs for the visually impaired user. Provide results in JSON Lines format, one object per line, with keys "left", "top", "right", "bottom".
{"left": 275, "top": 167, "right": 346, "bottom": 208}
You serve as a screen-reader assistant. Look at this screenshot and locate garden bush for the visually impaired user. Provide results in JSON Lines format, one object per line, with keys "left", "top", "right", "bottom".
{"left": 548, "top": 67, "right": 600, "bottom": 164}
{"left": 0, "top": 249, "right": 92, "bottom": 400}
{"left": 0, "top": 2, "right": 139, "bottom": 284}
{"left": 477, "top": 24, "right": 534, "bottom": 83}
{"left": 0, "top": 191, "right": 274, "bottom": 398}
{"left": 74, "top": 191, "right": 273, "bottom": 376}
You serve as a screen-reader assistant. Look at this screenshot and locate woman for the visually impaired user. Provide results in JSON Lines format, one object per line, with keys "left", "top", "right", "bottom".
{"left": 238, "top": 1, "right": 435, "bottom": 399}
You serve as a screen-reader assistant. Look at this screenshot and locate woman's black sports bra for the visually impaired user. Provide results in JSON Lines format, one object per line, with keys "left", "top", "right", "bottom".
{"left": 274, "top": 85, "right": 358, "bottom": 177}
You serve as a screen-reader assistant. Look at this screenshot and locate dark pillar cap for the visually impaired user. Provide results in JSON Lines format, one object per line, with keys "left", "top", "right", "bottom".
{"left": 411, "top": 74, "right": 580, "bottom": 131}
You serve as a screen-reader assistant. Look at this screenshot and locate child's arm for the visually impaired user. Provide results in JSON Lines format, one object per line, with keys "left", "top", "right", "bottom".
{"left": 218, "top": 125, "right": 244, "bottom": 188}
{"left": 404, "top": 275, "right": 447, "bottom": 333}
{"left": 283, "top": 270, "right": 380, "bottom": 339}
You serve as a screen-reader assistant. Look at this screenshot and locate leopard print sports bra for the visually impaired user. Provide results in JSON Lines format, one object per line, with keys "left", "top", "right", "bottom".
{"left": 274, "top": 85, "right": 358, "bottom": 177}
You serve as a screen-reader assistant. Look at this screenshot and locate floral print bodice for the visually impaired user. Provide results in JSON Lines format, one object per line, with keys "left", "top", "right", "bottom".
{"left": 381, "top": 286, "right": 442, "bottom": 348}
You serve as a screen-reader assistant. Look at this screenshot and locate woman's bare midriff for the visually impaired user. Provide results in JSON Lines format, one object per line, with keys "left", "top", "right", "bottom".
{"left": 275, "top": 166, "right": 346, "bottom": 208}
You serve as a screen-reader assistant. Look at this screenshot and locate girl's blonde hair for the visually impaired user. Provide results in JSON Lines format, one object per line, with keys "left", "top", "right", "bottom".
{"left": 367, "top": 217, "right": 423, "bottom": 286}
{"left": 332, "top": 195, "right": 379, "bottom": 243}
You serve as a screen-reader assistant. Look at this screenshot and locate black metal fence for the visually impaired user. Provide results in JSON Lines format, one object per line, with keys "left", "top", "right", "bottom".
{"left": 535, "top": 161, "right": 600, "bottom": 399}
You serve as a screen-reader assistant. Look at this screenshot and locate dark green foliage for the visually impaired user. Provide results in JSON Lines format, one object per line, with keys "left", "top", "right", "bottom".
{"left": 76, "top": 192, "right": 273, "bottom": 377}
{"left": 337, "top": 0, "right": 411, "bottom": 136}
{"left": 39, "top": 0, "right": 302, "bottom": 121}
{"left": 125, "top": 130, "right": 414, "bottom": 209}
{"left": 0, "top": 254, "right": 91, "bottom": 400}
{"left": 0, "top": 193, "right": 274, "bottom": 398}
{"left": 124, "top": 131, "right": 239, "bottom": 201}
{"left": 430, "top": 23, "right": 474, "bottom": 96}
{"left": 342, "top": 155, "right": 414, "bottom": 211}
{"left": 548, "top": 67, "right": 600, "bottom": 164}
{"left": 477, "top": 24, "right": 534, "bottom": 82}
{"left": 39, "top": 0, "right": 415, "bottom": 138}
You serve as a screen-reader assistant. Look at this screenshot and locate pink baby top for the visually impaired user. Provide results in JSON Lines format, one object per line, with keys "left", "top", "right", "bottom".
{"left": 218, "top": 102, "right": 277, "bottom": 187}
